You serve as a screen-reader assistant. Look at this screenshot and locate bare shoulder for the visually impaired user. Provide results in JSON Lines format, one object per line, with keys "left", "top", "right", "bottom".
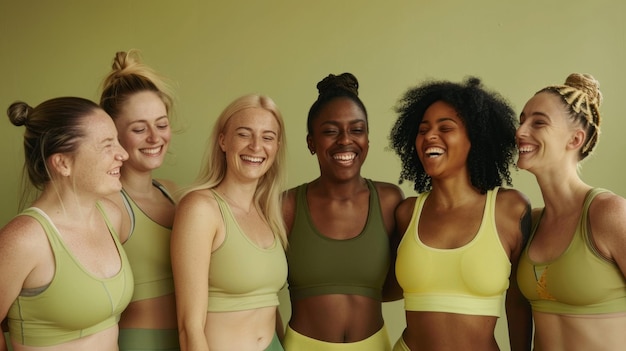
{"left": 0, "top": 214, "right": 49, "bottom": 263}
{"left": 372, "top": 181, "right": 404, "bottom": 208}
{"left": 589, "top": 191, "right": 626, "bottom": 235}
{"left": 281, "top": 186, "right": 299, "bottom": 235}
{"left": 176, "top": 188, "right": 219, "bottom": 215}
{"left": 496, "top": 188, "right": 531, "bottom": 212}
{"left": 155, "top": 178, "right": 179, "bottom": 194}
{"left": 395, "top": 196, "right": 417, "bottom": 234}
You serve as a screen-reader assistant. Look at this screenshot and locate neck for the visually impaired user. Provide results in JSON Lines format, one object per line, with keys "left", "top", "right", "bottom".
{"left": 215, "top": 179, "right": 257, "bottom": 214}
{"left": 311, "top": 175, "right": 367, "bottom": 200}
{"left": 121, "top": 167, "right": 155, "bottom": 194}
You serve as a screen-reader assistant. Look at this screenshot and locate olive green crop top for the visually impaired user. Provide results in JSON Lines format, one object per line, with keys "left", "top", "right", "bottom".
{"left": 286, "top": 179, "right": 390, "bottom": 301}
{"left": 7, "top": 205, "right": 133, "bottom": 347}
{"left": 517, "top": 188, "right": 626, "bottom": 314}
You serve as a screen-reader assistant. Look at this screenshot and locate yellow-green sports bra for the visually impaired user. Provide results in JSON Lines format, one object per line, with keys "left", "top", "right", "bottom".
{"left": 517, "top": 188, "right": 626, "bottom": 314}
{"left": 7, "top": 205, "right": 133, "bottom": 346}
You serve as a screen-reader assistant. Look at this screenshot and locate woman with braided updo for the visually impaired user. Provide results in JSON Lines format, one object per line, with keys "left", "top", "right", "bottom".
{"left": 100, "top": 50, "right": 180, "bottom": 351}
{"left": 282, "top": 73, "right": 404, "bottom": 350}
{"left": 516, "top": 73, "right": 626, "bottom": 350}
{"left": 389, "top": 77, "right": 532, "bottom": 351}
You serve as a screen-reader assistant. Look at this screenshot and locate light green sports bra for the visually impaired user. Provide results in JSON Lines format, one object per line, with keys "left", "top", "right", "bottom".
{"left": 7, "top": 205, "right": 133, "bottom": 346}
{"left": 121, "top": 180, "right": 175, "bottom": 302}
{"left": 207, "top": 190, "right": 287, "bottom": 312}
{"left": 517, "top": 188, "right": 626, "bottom": 314}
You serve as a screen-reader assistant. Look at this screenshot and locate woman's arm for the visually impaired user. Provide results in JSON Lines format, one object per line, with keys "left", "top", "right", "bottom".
{"left": 171, "top": 191, "right": 220, "bottom": 351}
{"left": 0, "top": 216, "right": 49, "bottom": 351}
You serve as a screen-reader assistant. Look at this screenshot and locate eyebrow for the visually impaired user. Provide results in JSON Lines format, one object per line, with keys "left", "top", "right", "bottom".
{"left": 320, "top": 119, "right": 366, "bottom": 126}
{"left": 520, "top": 111, "right": 550, "bottom": 119}
{"left": 235, "top": 126, "right": 278, "bottom": 135}
{"left": 126, "top": 115, "right": 169, "bottom": 126}
{"left": 420, "top": 117, "right": 458, "bottom": 124}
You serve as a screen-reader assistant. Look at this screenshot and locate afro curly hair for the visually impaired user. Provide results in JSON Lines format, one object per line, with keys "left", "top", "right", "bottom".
{"left": 389, "top": 77, "right": 517, "bottom": 194}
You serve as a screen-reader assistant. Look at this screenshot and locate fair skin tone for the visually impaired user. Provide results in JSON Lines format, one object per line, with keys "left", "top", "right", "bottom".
{"left": 171, "top": 107, "right": 281, "bottom": 351}
{"left": 517, "top": 92, "right": 626, "bottom": 351}
{"left": 394, "top": 101, "right": 531, "bottom": 351}
{"left": 106, "top": 90, "right": 178, "bottom": 330}
{"left": 282, "top": 97, "right": 404, "bottom": 342}
{"left": 0, "top": 110, "right": 129, "bottom": 351}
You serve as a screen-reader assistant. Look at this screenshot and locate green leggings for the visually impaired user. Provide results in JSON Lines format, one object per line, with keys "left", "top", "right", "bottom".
{"left": 118, "top": 328, "right": 180, "bottom": 351}
{"left": 265, "top": 333, "right": 284, "bottom": 351}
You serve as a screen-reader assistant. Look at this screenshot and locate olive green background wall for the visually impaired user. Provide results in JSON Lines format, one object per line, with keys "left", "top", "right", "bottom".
{"left": 1, "top": 1, "right": 624, "bottom": 348}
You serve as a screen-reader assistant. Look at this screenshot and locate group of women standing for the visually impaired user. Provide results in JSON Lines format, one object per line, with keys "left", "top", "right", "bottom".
{"left": 0, "top": 48, "right": 625, "bottom": 351}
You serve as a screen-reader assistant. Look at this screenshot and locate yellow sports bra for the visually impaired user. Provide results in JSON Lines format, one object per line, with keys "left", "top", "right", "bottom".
{"left": 396, "top": 188, "right": 510, "bottom": 317}
{"left": 517, "top": 188, "right": 626, "bottom": 314}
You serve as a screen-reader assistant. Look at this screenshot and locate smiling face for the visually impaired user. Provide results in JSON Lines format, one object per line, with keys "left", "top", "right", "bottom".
{"left": 415, "top": 100, "right": 470, "bottom": 180}
{"left": 306, "top": 97, "right": 368, "bottom": 182}
{"left": 68, "top": 109, "right": 129, "bottom": 196}
{"left": 516, "top": 92, "right": 578, "bottom": 173}
{"left": 219, "top": 107, "right": 280, "bottom": 183}
{"left": 114, "top": 91, "right": 171, "bottom": 173}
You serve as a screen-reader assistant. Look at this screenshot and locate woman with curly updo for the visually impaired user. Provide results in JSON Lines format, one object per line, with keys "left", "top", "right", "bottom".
{"left": 516, "top": 73, "right": 626, "bottom": 350}
{"left": 282, "top": 73, "right": 404, "bottom": 350}
{"left": 100, "top": 50, "right": 180, "bottom": 351}
{"left": 389, "top": 77, "right": 532, "bottom": 351}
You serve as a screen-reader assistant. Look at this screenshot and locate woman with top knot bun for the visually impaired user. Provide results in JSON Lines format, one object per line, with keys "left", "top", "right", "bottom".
{"left": 0, "top": 97, "right": 132, "bottom": 351}
{"left": 516, "top": 73, "right": 626, "bottom": 350}
{"left": 282, "top": 73, "right": 404, "bottom": 351}
{"left": 100, "top": 49, "right": 180, "bottom": 351}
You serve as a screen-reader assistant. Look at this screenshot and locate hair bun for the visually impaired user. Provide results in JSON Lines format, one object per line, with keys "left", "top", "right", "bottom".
{"left": 565, "top": 73, "right": 602, "bottom": 107}
{"left": 7, "top": 101, "right": 32, "bottom": 126}
{"left": 317, "top": 72, "right": 359, "bottom": 97}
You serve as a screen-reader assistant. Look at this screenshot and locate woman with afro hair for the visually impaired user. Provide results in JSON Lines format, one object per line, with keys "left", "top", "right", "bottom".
{"left": 389, "top": 77, "right": 532, "bottom": 351}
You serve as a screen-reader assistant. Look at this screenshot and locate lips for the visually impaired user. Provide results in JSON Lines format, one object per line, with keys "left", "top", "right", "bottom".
{"left": 332, "top": 152, "right": 356, "bottom": 161}
{"left": 140, "top": 146, "right": 162, "bottom": 155}
{"left": 241, "top": 155, "right": 264, "bottom": 164}
{"left": 424, "top": 146, "right": 445, "bottom": 158}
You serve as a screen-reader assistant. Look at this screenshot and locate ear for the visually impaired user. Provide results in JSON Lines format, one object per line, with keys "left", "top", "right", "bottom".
{"left": 49, "top": 153, "right": 72, "bottom": 177}
{"left": 306, "top": 134, "right": 315, "bottom": 155}
{"left": 218, "top": 132, "right": 227, "bottom": 152}
{"left": 567, "top": 128, "right": 586, "bottom": 151}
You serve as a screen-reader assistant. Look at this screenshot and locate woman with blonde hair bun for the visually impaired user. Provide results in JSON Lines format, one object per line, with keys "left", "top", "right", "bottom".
{"left": 100, "top": 50, "right": 180, "bottom": 351}
{"left": 516, "top": 73, "right": 626, "bottom": 350}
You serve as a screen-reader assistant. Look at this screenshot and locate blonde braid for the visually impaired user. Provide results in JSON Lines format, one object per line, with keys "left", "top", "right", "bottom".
{"left": 541, "top": 73, "right": 602, "bottom": 158}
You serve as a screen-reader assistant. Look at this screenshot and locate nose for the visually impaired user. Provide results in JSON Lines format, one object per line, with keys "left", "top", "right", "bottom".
{"left": 116, "top": 144, "right": 129, "bottom": 161}
{"left": 337, "top": 130, "right": 353, "bottom": 145}
{"left": 248, "top": 135, "right": 261, "bottom": 151}
{"left": 146, "top": 126, "right": 160, "bottom": 143}
{"left": 515, "top": 122, "right": 528, "bottom": 139}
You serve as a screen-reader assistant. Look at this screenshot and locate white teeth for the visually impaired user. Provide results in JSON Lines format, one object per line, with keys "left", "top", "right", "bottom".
{"left": 108, "top": 168, "right": 120, "bottom": 175}
{"left": 333, "top": 152, "right": 356, "bottom": 161}
{"left": 141, "top": 147, "right": 161, "bottom": 155}
{"left": 425, "top": 147, "right": 444, "bottom": 157}
{"left": 518, "top": 146, "right": 535, "bottom": 153}
{"left": 241, "top": 155, "right": 263, "bottom": 163}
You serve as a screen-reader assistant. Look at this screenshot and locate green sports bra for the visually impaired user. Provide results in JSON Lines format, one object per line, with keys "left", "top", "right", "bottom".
{"left": 121, "top": 180, "right": 175, "bottom": 302}
{"left": 517, "top": 188, "right": 626, "bottom": 314}
{"left": 286, "top": 179, "right": 390, "bottom": 301}
{"left": 7, "top": 205, "right": 133, "bottom": 346}
{"left": 207, "top": 190, "right": 287, "bottom": 312}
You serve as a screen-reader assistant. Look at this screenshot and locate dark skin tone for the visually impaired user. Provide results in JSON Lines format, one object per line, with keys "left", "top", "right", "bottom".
{"left": 282, "top": 97, "right": 404, "bottom": 342}
{"left": 392, "top": 101, "right": 532, "bottom": 351}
